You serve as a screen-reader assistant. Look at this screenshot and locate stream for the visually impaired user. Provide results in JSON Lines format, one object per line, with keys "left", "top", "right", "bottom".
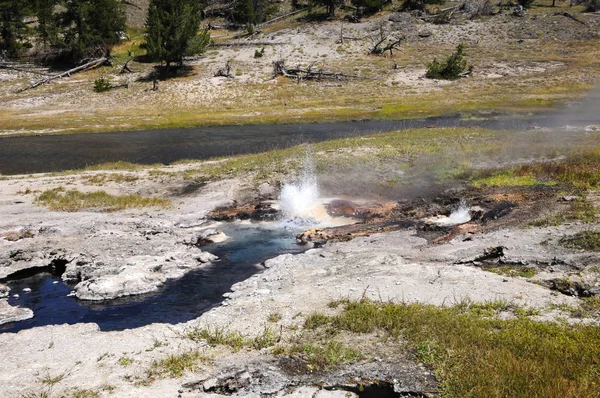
{"left": 0, "top": 115, "right": 557, "bottom": 175}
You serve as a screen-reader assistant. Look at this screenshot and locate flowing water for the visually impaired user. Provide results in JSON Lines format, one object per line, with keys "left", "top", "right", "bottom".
{"left": 0, "top": 115, "right": 558, "bottom": 175}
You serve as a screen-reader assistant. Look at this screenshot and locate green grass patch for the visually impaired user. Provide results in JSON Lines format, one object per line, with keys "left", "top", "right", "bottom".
{"left": 35, "top": 187, "right": 170, "bottom": 212}
{"left": 472, "top": 172, "right": 546, "bottom": 188}
{"left": 147, "top": 350, "right": 208, "bottom": 378}
{"left": 185, "top": 325, "right": 278, "bottom": 351}
{"left": 560, "top": 230, "right": 600, "bottom": 251}
{"left": 471, "top": 146, "right": 600, "bottom": 189}
{"left": 282, "top": 341, "right": 362, "bottom": 372}
{"left": 309, "top": 299, "right": 600, "bottom": 397}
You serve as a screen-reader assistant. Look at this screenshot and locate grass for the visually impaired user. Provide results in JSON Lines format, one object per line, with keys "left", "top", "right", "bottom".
{"left": 81, "top": 173, "right": 139, "bottom": 185}
{"left": 484, "top": 265, "right": 538, "bottom": 278}
{"left": 185, "top": 325, "right": 278, "bottom": 351}
{"left": 59, "top": 388, "right": 100, "bottom": 398}
{"left": 560, "top": 230, "right": 600, "bottom": 251}
{"left": 117, "top": 355, "right": 134, "bottom": 367}
{"left": 282, "top": 341, "right": 362, "bottom": 372}
{"left": 550, "top": 297, "right": 600, "bottom": 319}
{"left": 530, "top": 199, "right": 598, "bottom": 227}
{"left": 267, "top": 312, "right": 283, "bottom": 323}
{"left": 472, "top": 147, "right": 600, "bottom": 190}
{"left": 307, "top": 299, "right": 600, "bottom": 398}
{"left": 147, "top": 350, "right": 208, "bottom": 378}
{"left": 472, "top": 172, "right": 548, "bottom": 188}
{"left": 35, "top": 187, "right": 170, "bottom": 212}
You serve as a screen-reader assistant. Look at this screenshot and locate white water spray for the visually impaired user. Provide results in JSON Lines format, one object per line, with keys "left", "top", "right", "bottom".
{"left": 279, "top": 155, "right": 321, "bottom": 220}
{"left": 428, "top": 200, "right": 472, "bottom": 226}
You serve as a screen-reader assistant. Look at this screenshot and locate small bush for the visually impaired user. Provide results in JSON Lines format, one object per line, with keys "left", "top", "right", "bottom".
{"left": 254, "top": 47, "right": 265, "bottom": 58}
{"left": 426, "top": 43, "right": 472, "bottom": 80}
{"left": 93, "top": 77, "right": 112, "bottom": 93}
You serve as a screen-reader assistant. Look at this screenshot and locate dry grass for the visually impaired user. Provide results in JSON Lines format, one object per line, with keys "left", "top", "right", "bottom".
{"left": 35, "top": 187, "right": 170, "bottom": 212}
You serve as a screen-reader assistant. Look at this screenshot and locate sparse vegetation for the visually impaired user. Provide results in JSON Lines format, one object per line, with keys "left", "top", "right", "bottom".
{"left": 35, "top": 187, "right": 170, "bottom": 211}
{"left": 185, "top": 325, "right": 278, "bottom": 351}
{"left": 147, "top": 350, "right": 208, "bottom": 378}
{"left": 93, "top": 78, "right": 112, "bottom": 93}
{"left": 282, "top": 341, "right": 362, "bottom": 372}
{"left": 426, "top": 44, "right": 472, "bottom": 80}
{"left": 484, "top": 265, "right": 538, "bottom": 278}
{"left": 267, "top": 312, "right": 283, "bottom": 323}
{"left": 117, "top": 355, "right": 134, "bottom": 367}
{"left": 308, "top": 299, "right": 600, "bottom": 397}
{"left": 560, "top": 230, "right": 600, "bottom": 251}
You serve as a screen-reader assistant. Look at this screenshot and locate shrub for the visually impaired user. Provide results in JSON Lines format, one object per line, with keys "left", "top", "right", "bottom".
{"left": 254, "top": 47, "right": 265, "bottom": 58}
{"left": 93, "top": 78, "right": 112, "bottom": 92}
{"left": 426, "top": 43, "right": 472, "bottom": 80}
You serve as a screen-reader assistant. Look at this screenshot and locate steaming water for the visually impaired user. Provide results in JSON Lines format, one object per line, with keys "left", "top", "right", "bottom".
{"left": 279, "top": 157, "right": 320, "bottom": 219}
{"left": 429, "top": 201, "right": 472, "bottom": 226}
{"left": 278, "top": 156, "right": 354, "bottom": 228}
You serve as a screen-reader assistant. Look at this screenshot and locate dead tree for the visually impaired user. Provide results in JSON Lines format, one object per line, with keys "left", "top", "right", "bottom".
{"left": 215, "top": 61, "right": 233, "bottom": 78}
{"left": 369, "top": 26, "right": 405, "bottom": 56}
{"left": 17, "top": 56, "right": 110, "bottom": 93}
{"left": 273, "top": 60, "right": 361, "bottom": 81}
{"left": 119, "top": 60, "right": 134, "bottom": 74}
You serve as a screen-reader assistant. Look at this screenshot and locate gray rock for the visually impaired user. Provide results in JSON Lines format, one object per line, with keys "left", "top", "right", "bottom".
{"left": 0, "top": 299, "right": 33, "bottom": 325}
{"left": 0, "top": 284, "right": 9, "bottom": 298}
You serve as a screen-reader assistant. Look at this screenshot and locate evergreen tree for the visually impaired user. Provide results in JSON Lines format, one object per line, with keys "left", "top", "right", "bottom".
{"left": 145, "top": 0, "right": 201, "bottom": 70}
{"left": 33, "top": 0, "right": 59, "bottom": 47}
{"left": 312, "top": 0, "right": 343, "bottom": 17}
{"left": 351, "top": 0, "right": 386, "bottom": 15}
{"left": 57, "top": 0, "right": 126, "bottom": 62}
{"left": 0, "top": 0, "right": 33, "bottom": 58}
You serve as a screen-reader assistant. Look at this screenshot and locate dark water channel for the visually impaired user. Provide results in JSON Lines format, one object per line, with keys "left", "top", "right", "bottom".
{"left": 0, "top": 116, "right": 557, "bottom": 175}
{"left": 0, "top": 222, "right": 307, "bottom": 333}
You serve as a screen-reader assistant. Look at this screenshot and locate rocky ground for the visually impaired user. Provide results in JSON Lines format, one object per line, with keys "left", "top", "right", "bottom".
{"left": 0, "top": 161, "right": 598, "bottom": 397}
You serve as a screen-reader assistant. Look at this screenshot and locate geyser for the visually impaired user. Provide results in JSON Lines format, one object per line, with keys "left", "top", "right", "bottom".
{"left": 279, "top": 156, "right": 321, "bottom": 219}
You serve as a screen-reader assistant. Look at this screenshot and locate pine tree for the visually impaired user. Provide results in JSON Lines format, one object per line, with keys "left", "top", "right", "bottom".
{"left": 145, "top": 0, "right": 201, "bottom": 71}
{"left": 57, "top": 0, "right": 126, "bottom": 62}
{"left": 33, "top": 0, "right": 59, "bottom": 47}
{"left": 0, "top": 0, "right": 33, "bottom": 58}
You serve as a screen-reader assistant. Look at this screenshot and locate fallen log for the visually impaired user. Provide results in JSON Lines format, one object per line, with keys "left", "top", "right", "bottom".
{"left": 16, "top": 57, "right": 110, "bottom": 93}
{"left": 273, "top": 60, "right": 362, "bottom": 81}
